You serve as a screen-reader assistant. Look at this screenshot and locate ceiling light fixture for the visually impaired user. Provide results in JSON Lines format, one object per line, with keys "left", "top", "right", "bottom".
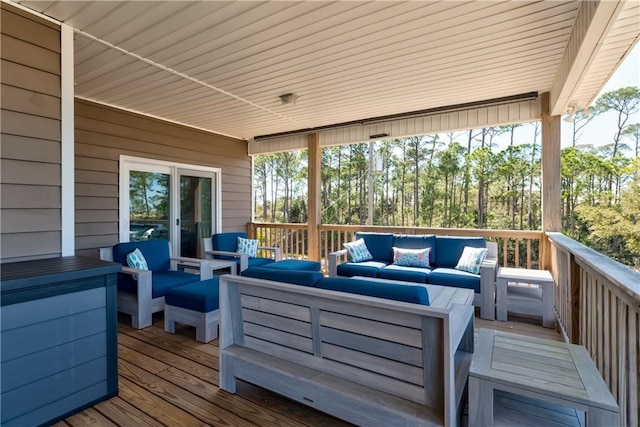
{"left": 563, "top": 103, "right": 578, "bottom": 122}
{"left": 279, "top": 93, "right": 298, "bottom": 105}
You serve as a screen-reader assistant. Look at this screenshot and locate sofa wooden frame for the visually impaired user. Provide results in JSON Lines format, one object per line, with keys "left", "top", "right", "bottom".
{"left": 219, "top": 274, "right": 474, "bottom": 427}
{"left": 328, "top": 240, "right": 498, "bottom": 320}
{"left": 98, "top": 241, "right": 215, "bottom": 329}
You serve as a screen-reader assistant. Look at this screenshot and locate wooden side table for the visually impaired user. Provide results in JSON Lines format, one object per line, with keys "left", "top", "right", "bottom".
{"left": 469, "top": 329, "right": 619, "bottom": 427}
{"left": 496, "top": 267, "right": 555, "bottom": 327}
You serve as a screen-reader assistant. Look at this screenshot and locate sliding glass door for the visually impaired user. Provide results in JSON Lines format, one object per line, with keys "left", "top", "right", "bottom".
{"left": 179, "top": 169, "right": 216, "bottom": 258}
{"left": 120, "top": 157, "right": 221, "bottom": 257}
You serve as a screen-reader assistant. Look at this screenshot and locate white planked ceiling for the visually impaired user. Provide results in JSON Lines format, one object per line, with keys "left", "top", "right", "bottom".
{"left": 15, "top": 1, "right": 640, "bottom": 141}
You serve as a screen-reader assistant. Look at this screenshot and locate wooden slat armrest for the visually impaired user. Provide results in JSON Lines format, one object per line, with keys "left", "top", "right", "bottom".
{"left": 170, "top": 256, "right": 214, "bottom": 280}
{"left": 205, "top": 250, "right": 248, "bottom": 272}
{"left": 121, "top": 266, "right": 152, "bottom": 300}
{"left": 328, "top": 249, "right": 348, "bottom": 277}
{"left": 479, "top": 257, "right": 497, "bottom": 321}
{"left": 258, "top": 246, "right": 282, "bottom": 261}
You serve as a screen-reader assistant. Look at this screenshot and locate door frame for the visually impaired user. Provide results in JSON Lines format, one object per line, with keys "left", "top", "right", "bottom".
{"left": 119, "top": 156, "right": 222, "bottom": 254}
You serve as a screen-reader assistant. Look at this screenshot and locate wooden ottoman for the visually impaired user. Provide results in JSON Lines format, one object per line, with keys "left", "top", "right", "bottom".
{"left": 164, "top": 278, "right": 220, "bottom": 343}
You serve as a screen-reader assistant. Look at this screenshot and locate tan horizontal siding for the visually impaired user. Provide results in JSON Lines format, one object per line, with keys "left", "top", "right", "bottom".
{"left": 0, "top": 3, "right": 62, "bottom": 262}
{"left": 1, "top": 60, "right": 61, "bottom": 97}
{"left": 75, "top": 99, "right": 251, "bottom": 256}
{"left": 1, "top": 184, "right": 61, "bottom": 209}
{"left": 0, "top": 35, "right": 60, "bottom": 75}
{"left": 1, "top": 84, "right": 61, "bottom": 119}
{"left": 1, "top": 134, "right": 61, "bottom": 163}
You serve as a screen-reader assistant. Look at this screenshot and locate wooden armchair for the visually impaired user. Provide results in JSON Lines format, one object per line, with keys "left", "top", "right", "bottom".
{"left": 99, "top": 239, "right": 215, "bottom": 329}
{"left": 201, "top": 232, "right": 281, "bottom": 272}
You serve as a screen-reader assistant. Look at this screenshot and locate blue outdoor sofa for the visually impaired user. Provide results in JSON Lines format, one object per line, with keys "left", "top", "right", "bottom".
{"left": 328, "top": 232, "right": 498, "bottom": 319}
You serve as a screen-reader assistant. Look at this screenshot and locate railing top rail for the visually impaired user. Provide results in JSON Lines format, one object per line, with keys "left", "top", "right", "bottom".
{"left": 317, "top": 224, "right": 543, "bottom": 239}
{"left": 547, "top": 232, "right": 640, "bottom": 305}
{"left": 252, "top": 222, "right": 308, "bottom": 230}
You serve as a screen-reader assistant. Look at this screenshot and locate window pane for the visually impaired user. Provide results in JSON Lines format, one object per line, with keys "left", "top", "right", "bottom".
{"left": 129, "top": 171, "right": 170, "bottom": 241}
{"left": 180, "top": 175, "right": 212, "bottom": 257}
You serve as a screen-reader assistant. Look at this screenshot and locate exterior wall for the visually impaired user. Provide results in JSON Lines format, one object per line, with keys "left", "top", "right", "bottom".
{"left": 0, "top": 4, "right": 62, "bottom": 262}
{"left": 74, "top": 99, "right": 251, "bottom": 258}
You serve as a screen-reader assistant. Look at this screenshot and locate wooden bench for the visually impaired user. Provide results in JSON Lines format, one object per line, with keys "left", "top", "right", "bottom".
{"left": 219, "top": 274, "right": 475, "bottom": 427}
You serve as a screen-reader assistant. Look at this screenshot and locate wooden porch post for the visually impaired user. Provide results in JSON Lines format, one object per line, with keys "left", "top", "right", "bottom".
{"left": 541, "top": 92, "right": 562, "bottom": 270}
{"left": 307, "top": 133, "right": 321, "bottom": 261}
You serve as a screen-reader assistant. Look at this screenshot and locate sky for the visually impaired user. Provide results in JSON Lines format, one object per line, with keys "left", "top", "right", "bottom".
{"left": 560, "top": 42, "right": 640, "bottom": 149}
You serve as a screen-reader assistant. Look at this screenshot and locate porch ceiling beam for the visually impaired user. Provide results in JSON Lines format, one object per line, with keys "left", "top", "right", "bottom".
{"left": 549, "top": 0, "right": 626, "bottom": 115}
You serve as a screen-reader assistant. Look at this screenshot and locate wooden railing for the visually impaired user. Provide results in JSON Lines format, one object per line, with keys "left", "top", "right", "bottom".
{"left": 548, "top": 232, "right": 639, "bottom": 426}
{"left": 250, "top": 222, "right": 543, "bottom": 273}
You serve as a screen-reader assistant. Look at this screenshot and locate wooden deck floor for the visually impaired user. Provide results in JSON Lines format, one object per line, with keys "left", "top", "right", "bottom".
{"left": 53, "top": 310, "right": 562, "bottom": 427}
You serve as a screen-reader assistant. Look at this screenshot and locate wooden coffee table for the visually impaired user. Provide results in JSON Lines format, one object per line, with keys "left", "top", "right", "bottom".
{"left": 469, "top": 329, "right": 619, "bottom": 427}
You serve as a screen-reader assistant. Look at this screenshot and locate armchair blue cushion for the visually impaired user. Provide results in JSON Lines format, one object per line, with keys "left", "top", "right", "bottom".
{"left": 210, "top": 232, "right": 275, "bottom": 269}
{"left": 112, "top": 239, "right": 200, "bottom": 297}
{"left": 112, "top": 239, "right": 171, "bottom": 272}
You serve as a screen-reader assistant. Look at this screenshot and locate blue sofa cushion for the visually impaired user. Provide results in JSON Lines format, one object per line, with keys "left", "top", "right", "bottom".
{"left": 317, "top": 277, "right": 429, "bottom": 305}
{"left": 112, "top": 239, "right": 171, "bottom": 272}
{"left": 392, "top": 234, "right": 436, "bottom": 265}
{"left": 378, "top": 264, "right": 431, "bottom": 283}
{"left": 428, "top": 267, "right": 481, "bottom": 293}
{"left": 336, "top": 261, "right": 388, "bottom": 278}
{"left": 434, "top": 236, "right": 486, "bottom": 268}
{"left": 355, "top": 232, "right": 394, "bottom": 262}
{"left": 116, "top": 270, "right": 199, "bottom": 298}
{"left": 165, "top": 278, "right": 220, "bottom": 313}
{"left": 241, "top": 267, "right": 323, "bottom": 287}
{"left": 211, "top": 232, "right": 246, "bottom": 260}
{"left": 262, "top": 259, "right": 321, "bottom": 271}
{"left": 247, "top": 257, "right": 275, "bottom": 268}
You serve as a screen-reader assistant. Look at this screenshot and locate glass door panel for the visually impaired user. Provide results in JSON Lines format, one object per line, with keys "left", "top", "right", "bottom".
{"left": 129, "top": 171, "right": 170, "bottom": 242}
{"left": 179, "top": 170, "right": 215, "bottom": 258}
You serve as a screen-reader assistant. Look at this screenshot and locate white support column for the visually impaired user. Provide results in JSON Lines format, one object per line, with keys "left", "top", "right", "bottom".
{"left": 61, "top": 24, "right": 75, "bottom": 256}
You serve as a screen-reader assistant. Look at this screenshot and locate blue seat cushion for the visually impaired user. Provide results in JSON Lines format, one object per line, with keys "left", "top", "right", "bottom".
{"left": 112, "top": 239, "right": 171, "bottom": 272}
{"left": 262, "top": 259, "right": 321, "bottom": 271}
{"left": 355, "top": 232, "right": 394, "bottom": 263}
{"left": 392, "top": 234, "right": 436, "bottom": 266}
{"left": 428, "top": 267, "right": 481, "bottom": 293}
{"left": 336, "top": 261, "right": 388, "bottom": 278}
{"left": 165, "top": 278, "right": 220, "bottom": 313}
{"left": 241, "top": 267, "right": 323, "bottom": 287}
{"left": 378, "top": 264, "right": 431, "bottom": 283}
{"left": 117, "top": 270, "right": 200, "bottom": 298}
{"left": 247, "top": 257, "right": 276, "bottom": 268}
{"left": 434, "top": 236, "right": 486, "bottom": 268}
{"left": 211, "top": 232, "right": 246, "bottom": 260}
{"left": 317, "top": 277, "right": 429, "bottom": 305}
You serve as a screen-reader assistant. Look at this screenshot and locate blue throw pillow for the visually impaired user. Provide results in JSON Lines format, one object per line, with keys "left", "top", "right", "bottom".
{"left": 455, "top": 246, "right": 488, "bottom": 274}
{"left": 344, "top": 238, "right": 373, "bottom": 263}
{"left": 392, "top": 247, "right": 431, "bottom": 268}
{"left": 237, "top": 237, "right": 258, "bottom": 258}
{"left": 126, "top": 248, "right": 148, "bottom": 270}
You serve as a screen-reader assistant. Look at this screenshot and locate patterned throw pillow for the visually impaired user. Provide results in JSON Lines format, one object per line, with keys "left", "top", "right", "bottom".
{"left": 344, "top": 238, "right": 373, "bottom": 263}
{"left": 126, "top": 248, "right": 148, "bottom": 270}
{"left": 237, "top": 237, "right": 258, "bottom": 258}
{"left": 455, "top": 246, "right": 488, "bottom": 274}
{"left": 392, "top": 247, "right": 431, "bottom": 268}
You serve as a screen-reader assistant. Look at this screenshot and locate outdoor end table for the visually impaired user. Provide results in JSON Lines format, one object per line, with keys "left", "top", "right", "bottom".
{"left": 207, "top": 259, "right": 238, "bottom": 275}
{"left": 469, "top": 329, "right": 619, "bottom": 427}
{"left": 496, "top": 267, "right": 555, "bottom": 327}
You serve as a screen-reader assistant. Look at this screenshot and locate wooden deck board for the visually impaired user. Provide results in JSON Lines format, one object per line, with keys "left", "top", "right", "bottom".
{"left": 59, "top": 310, "right": 561, "bottom": 426}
